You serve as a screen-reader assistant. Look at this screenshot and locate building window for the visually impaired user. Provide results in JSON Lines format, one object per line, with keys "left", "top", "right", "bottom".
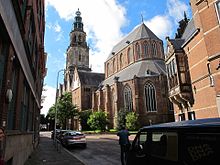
{"left": 135, "top": 43, "right": 141, "bottom": 59}
{"left": 127, "top": 48, "right": 133, "bottom": 64}
{"left": 7, "top": 60, "right": 19, "bottom": 130}
{"left": 188, "top": 111, "right": 196, "bottom": 120}
{"left": 79, "top": 53, "right": 81, "bottom": 61}
{"left": 124, "top": 85, "right": 133, "bottom": 111}
{"left": 107, "top": 63, "right": 110, "bottom": 77}
{"left": 144, "top": 83, "right": 157, "bottom": 112}
{"left": 179, "top": 113, "right": 185, "bottom": 121}
{"left": 143, "top": 42, "right": 149, "bottom": 57}
{"left": 152, "top": 42, "right": 157, "bottom": 57}
{"left": 168, "top": 100, "right": 174, "bottom": 111}
{"left": 120, "top": 53, "right": 123, "bottom": 68}
{"left": 207, "top": 63, "right": 214, "bottom": 87}
{"left": 216, "top": 1, "right": 220, "bottom": 23}
{"left": 113, "top": 59, "right": 116, "bottom": 73}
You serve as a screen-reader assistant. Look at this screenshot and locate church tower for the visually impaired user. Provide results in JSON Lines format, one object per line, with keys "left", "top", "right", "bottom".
{"left": 65, "top": 9, "right": 90, "bottom": 92}
{"left": 66, "top": 9, "right": 90, "bottom": 71}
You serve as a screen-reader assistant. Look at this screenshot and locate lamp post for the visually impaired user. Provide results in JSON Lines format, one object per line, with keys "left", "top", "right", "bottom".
{"left": 54, "top": 69, "right": 65, "bottom": 142}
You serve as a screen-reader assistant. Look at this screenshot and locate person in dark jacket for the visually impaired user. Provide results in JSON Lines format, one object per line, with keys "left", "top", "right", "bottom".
{"left": 117, "top": 126, "right": 130, "bottom": 165}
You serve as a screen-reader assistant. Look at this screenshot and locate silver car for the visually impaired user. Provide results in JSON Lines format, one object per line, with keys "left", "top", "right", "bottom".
{"left": 61, "top": 131, "right": 87, "bottom": 148}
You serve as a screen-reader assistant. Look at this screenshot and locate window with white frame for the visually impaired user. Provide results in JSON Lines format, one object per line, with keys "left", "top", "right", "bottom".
{"left": 124, "top": 86, "right": 133, "bottom": 111}
{"left": 144, "top": 83, "right": 157, "bottom": 112}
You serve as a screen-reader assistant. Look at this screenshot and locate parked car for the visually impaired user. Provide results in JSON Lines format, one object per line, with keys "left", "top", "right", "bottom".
{"left": 126, "top": 118, "right": 220, "bottom": 165}
{"left": 51, "top": 129, "right": 61, "bottom": 139}
{"left": 57, "top": 129, "right": 71, "bottom": 141}
{"left": 61, "top": 131, "right": 87, "bottom": 148}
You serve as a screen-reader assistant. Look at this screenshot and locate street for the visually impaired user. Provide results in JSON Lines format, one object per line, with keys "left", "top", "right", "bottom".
{"left": 41, "top": 132, "right": 135, "bottom": 165}
{"left": 68, "top": 134, "right": 122, "bottom": 165}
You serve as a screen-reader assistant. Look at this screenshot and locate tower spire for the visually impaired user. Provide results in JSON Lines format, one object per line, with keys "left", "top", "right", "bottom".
{"left": 73, "top": 8, "right": 83, "bottom": 31}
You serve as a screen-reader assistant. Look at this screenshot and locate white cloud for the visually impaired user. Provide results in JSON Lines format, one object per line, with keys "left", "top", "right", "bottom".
{"left": 54, "top": 22, "right": 61, "bottom": 32}
{"left": 41, "top": 85, "right": 56, "bottom": 115}
{"left": 167, "top": 0, "right": 189, "bottom": 24}
{"left": 145, "top": 15, "right": 173, "bottom": 40}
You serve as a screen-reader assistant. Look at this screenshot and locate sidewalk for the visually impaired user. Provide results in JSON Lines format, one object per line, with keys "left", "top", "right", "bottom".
{"left": 24, "top": 133, "right": 85, "bottom": 165}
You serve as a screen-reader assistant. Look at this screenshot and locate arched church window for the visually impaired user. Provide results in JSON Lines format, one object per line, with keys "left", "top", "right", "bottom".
{"left": 107, "top": 63, "right": 110, "bottom": 77}
{"left": 124, "top": 85, "right": 133, "bottom": 111}
{"left": 127, "top": 48, "right": 133, "bottom": 64}
{"left": 74, "top": 35, "right": 77, "bottom": 42}
{"left": 143, "top": 41, "right": 149, "bottom": 57}
{"left": 120, "top": 53, "right": 123, "bottom": 68}
{"left": 152, "top": 42, "right": 157, "bottom": 57}
{"left": 113, "top": 59, "right": 116, "bottom": 73}
{"left": 144, "top": 83, "right": 157, "bottom": 112}
{"left": 78, "top": 35, "right": 82, "bottom": 42}
{"left": 135, "top": 43, "right": 141, "bottom": 59}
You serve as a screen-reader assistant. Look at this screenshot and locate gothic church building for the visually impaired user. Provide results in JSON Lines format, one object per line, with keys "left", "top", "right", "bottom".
{"left": 92, "top": 23, "right": 174, "bottom": 128}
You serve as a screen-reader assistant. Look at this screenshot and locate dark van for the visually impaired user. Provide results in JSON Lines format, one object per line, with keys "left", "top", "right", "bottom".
{"left": 126, "top": 118, "right": 220, "bottom": 165}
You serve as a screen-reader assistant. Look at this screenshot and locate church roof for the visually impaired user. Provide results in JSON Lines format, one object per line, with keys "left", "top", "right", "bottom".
{"left": 181, "top": 18, "right": 197, "bottom": 42}
{"left": 169, "top": 39, "right": 185, "bottom": 50}
{"left": 100, "top": 59, "right": 166, "bottom": 88}
{"left": 107, "top": 23, "right": 161, "bottom": 60}
{"left": 78, "top": 70, "right": 105, "bottom": 86}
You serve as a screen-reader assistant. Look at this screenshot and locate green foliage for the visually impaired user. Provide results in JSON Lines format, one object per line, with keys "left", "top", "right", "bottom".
{"left": 47, "top": 92, "right": 78, "bottom": 129}
{"left": 87, "top": 111, "right": 108, "bottom": 131}
{"left": 116, "top": 108, "right": 127, "bottom": 130}
{"left": 126, "top": 112, "right": 139, "bottom": 131}
{"left": 47, "top": 104, "right": 56, "bottom": 120}
{"left": 57, "top": 92, "right": 78, "bottom": 128}
{"left": 116, "top": 108, "right": 139, "bottom": 131}
{"left": 79, "top": 109, "right": 92, "bottom": 131}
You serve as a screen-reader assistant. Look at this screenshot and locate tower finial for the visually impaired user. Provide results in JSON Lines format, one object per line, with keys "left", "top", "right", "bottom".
{"left": 184, "top": 11, "right": 187, "bottom": 21}
{"left": 141, "top": 13, "right": 144, "bottom": 23}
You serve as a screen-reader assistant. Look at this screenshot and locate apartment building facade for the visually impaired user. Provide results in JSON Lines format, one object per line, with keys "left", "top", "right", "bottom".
{"left": 165, "top": 0, "right": 220, "bottom": 121}
{"left": 0, "top": 0, "right": 46, "bottom": 164}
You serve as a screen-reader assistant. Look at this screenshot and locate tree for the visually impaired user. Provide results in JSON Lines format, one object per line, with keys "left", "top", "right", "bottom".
{"left": 126, "top": 112, "right": 139, "bottom": 131}
{"left": 87, "top": 111, "right": 108, "bottom": 131}
{"left": 56, "top": 92, "right": 78, "bottom": 129}
{"left": 47, "top": 104, "right": 56, "bottom": 120}
{"left": 116, "top": 108, "right": 139, "bottom": 131}
{"left": 79, "top": 109, "right": 92, "bottom": 131}
{"left": 116, "top": 108, "right": 127, "bottom": 130}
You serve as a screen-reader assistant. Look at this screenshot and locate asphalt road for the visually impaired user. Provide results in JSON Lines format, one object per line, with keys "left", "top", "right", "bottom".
{"left": 42, "top": 131, "right": 135, "bottom": 165}
{"left": 64, "top": 134, "right": 136, "bottom": 165}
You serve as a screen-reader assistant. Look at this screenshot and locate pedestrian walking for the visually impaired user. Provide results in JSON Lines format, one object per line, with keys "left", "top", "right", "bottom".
{"left": 117, "top": 126, "right": 130, "bottom": 165}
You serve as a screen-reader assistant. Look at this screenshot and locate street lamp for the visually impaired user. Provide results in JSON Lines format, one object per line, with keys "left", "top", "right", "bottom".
{"left": 54, "top": 69, "right": 65, "bottom": 142}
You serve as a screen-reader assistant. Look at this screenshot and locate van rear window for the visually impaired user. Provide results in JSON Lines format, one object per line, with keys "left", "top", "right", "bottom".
{"left": 183, "top": 133, "right": 220, "bottom": 164}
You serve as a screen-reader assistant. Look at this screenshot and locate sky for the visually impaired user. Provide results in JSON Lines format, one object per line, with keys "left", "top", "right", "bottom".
{"left": 41, "top": 0, "right": 191, "bottom": 116}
